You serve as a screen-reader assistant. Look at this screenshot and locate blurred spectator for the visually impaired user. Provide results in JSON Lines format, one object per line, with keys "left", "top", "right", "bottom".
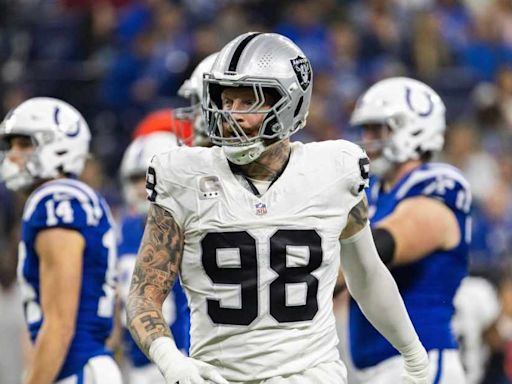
{"left": 327, "top": 22, "right": 365, "bottom": 122}
{"left": 275, "top": 1, "right": 331, "bottom": 71}
{"left": 410, "top": 10, "right": 451, "bottom": 79}
{"left": 492, "top": 0, "right": 512, "bottom": 49}
{"left": 435, "top": 0, "right": 473, "bottom": 56}
{"left": 444, "top": 122, "right": 500, "bottom": 201}
{"left": 496, "top": 65, "right": 512, "bottom": 129}
{"left": 462, "top": 12, "right": 512, "bottom": 82}
{"left": 101, "top": 27, "right": 155, "bottom": 111}
{"left": 471, "top": 82, "right": 505, "bottom": 148}
{"left": 471, "top": 181, "right": 512, "bottom": 273}
{"left": 354, "top": 0, "right": 404, "bottom": 78}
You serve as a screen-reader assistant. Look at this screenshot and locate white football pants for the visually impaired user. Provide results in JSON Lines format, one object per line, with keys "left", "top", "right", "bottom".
{"left": 234, "top": 360, "right": 347, "bottom": 384}
{"left": 55, "top": 355, "right": 122, "bottom": 384}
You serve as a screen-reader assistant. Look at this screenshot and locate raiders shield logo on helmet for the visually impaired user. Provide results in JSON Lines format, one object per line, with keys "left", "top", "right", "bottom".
{"left": 290, "top": 56, "right": 312, "bottom": 91}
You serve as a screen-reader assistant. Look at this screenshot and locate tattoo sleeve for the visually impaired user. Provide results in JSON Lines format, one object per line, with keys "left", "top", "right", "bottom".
{"left": 340, "top": 196, "right": 369, "bottom": 240}
{"left": 126, "top": 204, "right": 184, "bottom": 356}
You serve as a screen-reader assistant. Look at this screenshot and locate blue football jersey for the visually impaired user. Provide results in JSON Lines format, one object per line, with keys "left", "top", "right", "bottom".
{"left": 17, "top": 178, "right": 117, "bottom": 380}
{"left": 117, "top": 213, "right": 190, "bottom": 367}
{"left": 349, "top": 162, "right": 471, "bottom": 369}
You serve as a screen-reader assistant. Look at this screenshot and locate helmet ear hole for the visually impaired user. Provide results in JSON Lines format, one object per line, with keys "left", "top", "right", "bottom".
{"left": 262, "top": 111, "right": 280, "bottom": 136}
{"left": 420, "top": 150, "right": 432, "bottom": 161}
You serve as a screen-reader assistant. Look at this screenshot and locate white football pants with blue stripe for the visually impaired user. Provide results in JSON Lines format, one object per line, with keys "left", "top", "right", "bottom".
{"left": 352, "top": 349, "right": 466, "bottom": 384}
{"left": 55, "top": 356, "right": 122, "bottom": 384}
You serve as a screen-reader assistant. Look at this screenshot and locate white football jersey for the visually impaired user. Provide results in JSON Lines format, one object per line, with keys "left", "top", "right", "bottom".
{"left": 452, "top": 277, "right": 500, "bottom": 384}
{"left": 147, "top": 140, "right": 368, "bottom": 382}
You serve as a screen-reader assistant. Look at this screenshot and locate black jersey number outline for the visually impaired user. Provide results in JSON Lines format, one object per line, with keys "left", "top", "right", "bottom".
{"left": 146, "top": 166, "right": 157, "bottom": 202}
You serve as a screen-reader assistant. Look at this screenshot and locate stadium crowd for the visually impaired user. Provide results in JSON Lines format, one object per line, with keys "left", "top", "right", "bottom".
{"left": 2, "top": 0, "right": 512, "bottom": 383}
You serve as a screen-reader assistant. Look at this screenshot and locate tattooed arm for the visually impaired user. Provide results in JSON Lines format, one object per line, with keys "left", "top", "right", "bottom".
{"left": 126, "top": 204, "right": 182, "bottom": 355}
{"left": 339, "top": 197, "right": 430, "bottom": 382}
{"left": 340, "top": 196, "right": 368, "bottom": 240}
{"left": 126, "top": 204, "right": 227, "bottom": 384}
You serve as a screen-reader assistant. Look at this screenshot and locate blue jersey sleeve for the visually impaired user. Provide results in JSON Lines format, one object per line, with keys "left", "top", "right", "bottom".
{"left": 395, "top": 164, "right": 472, "bottom": 215}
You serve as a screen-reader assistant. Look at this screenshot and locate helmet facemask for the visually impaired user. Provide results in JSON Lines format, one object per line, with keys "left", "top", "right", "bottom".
{"left": 357, "top": 123, "right": 396, "bottom": 177}
{"left": 123, "top": 173, "right": 150, "bottom": 215}
{"left": 177, "top": 53, "right": 219, "bottom": 147}
{"left": 174, "top": 94, "right": 203, "bottom": 146}
{"left": 203, "top": 76, "right": 293, "bottom": 165}
{"left": 120, "top": 131, "right": 179, "bottom": 214}
{"left": 0, "top": 133, "right": 52, "bottom": 191}
{"left": 358, "top": 116, "right": 439, "bottom": 177}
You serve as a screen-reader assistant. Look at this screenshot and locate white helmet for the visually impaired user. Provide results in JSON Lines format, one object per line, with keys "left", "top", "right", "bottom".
{"left": 120, "top": 131, "right": 179, "bottom": 214}
{"left": 202, "top": 32, "right": 313, "bottom": 165}
{"left": 0, "top": 97, "right": 91, "bottom": 191}
{"left": 176, "top": 53, "right": 218, "bottom": 146}
{"left": 350, "top": 77, "right": 446, "bottom": 175}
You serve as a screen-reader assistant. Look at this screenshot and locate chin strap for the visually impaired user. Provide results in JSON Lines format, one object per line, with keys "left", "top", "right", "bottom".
{"left": 222, "top": 137, "right": 290, "bottom": 166}
{"left": 0, "top": 158, "right": 35, "bottom": 191}
{"left": 222, "top": 141, "right": 266, "bottom": 165}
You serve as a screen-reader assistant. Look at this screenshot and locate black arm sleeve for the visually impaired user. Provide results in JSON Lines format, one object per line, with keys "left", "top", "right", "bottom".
{"left": 372, "top": 227, "right": 396, "bottom": 266}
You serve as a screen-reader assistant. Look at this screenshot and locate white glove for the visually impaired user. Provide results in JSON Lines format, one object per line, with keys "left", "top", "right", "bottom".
{"left": 400, "top": 339, "right": 430, "bottom": 384}
{"left": 150, "top": 337, "right": 229, "bottom": 384}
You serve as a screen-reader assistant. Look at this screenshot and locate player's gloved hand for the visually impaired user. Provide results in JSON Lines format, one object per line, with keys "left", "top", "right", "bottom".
{"left": 150, "top": 337, "right": 229, "bottom": 384}
{"left": 400, "top": 339, "right": 430, "bottom": 384}
{"left": 190, "top": 359, "right": 230, "bottom": 384}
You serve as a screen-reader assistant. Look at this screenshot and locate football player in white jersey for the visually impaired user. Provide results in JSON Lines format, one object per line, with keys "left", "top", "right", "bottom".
{"left": 0, "top": 98, "right": 122, "bottom": 384}
{"left": 126, "top": 32, "right": 430, "bottom": 384}
{"left": 348, "top": 77, "right": 471, "bottom": 383}
{"left": 452, "top": 276, "right": 500, "bottom": 384}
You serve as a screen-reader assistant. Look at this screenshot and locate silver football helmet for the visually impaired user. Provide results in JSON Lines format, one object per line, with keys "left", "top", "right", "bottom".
{"left": 350, "top": 77, "right": 446, "bottom": 176}
{"left": 202, "top": 32, "right": 313, "bottom": 165}
{"left": 176, "top": 53, "right": 218, "bottom": 146}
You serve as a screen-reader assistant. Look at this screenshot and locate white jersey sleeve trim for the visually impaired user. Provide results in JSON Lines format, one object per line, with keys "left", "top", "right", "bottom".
{"left": 56, "top": 179, "right": 104, "bottom": 219}
{"left": 23, "top": 182, "right": 103, "bottom": 225}
{"left": 395, "top": 165, "right": 471, "bottom": 203}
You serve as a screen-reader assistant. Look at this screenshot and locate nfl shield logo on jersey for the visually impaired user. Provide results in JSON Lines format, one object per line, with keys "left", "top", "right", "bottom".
{"left": 255, "top": 202, "right": 267, "bottom": 216}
